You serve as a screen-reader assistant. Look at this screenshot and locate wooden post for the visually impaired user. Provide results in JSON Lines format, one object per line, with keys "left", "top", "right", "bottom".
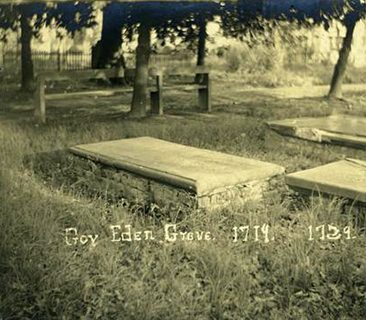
{"left": 57, "top": 50, "right": 61, "bottom": 71}
{"left": 34, "top": 75, "right": 46, "bottom": 123}
{"left": 117, "top": 66, "right": 124, "bottom": 78}
{"left": 198, "top": 73, "right": 211, "bottom": 112}
{"left": 150, "top": 74, "right": 163, "bottom": 115}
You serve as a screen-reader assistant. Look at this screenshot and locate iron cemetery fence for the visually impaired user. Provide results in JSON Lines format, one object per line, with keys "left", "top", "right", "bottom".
{"left": 1, "top": 51, "right": 195, "bottom": 76}
{"left": 2, "top": 50, "right": 92, "bottom": 74}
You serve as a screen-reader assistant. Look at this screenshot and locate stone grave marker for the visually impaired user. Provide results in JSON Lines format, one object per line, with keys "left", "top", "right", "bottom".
{"left": 286, "top": 158, "right": 366, "bottom": 206}
{"left": 265, "top": 115, "right": 366, "bottom": 160}
{"left": 68, "top": 137, "right": 285, "bottom": 210}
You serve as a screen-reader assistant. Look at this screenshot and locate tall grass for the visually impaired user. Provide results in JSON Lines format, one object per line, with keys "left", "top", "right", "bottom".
{"left": 0, "top": 117, "right": 365, "bottom": 320}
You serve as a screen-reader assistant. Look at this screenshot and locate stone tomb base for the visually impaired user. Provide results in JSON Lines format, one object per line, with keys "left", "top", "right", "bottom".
{"left": 265, "top": 115, "right": 366, "bottom": 160}
{"left": 68, "top": 137, "right": 284, "bottom": 210}
{"left": 286, "top": 159, "right": 366, "bottom": 211}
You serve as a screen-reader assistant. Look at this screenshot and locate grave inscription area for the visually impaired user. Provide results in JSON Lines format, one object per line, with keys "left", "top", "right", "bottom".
{"left": 68, "top": 137, "right": 285, "bottom": 210}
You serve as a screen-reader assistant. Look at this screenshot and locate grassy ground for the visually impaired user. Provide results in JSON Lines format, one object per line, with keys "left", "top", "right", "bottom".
{"left": 0, "top": 78, "right": 365, "bottom": 319}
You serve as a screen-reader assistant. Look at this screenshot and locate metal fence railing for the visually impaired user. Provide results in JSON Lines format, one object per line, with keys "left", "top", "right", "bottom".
{"left": 1, "top": 50, "right": 92, "bottom": 75}
{"left": 1, "top": 50, "right": 195, "bottom": 76}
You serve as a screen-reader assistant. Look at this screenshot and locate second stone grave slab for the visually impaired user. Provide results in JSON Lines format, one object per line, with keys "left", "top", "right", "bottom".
{"left": 286, "top": 158, "right": 366, "bottom": 207}
{"left": 265, "top": 115, "right": 366, "bottom": 160}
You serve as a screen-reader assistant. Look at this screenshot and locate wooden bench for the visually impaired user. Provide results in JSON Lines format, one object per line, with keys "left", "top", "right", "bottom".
{"left": 34, "top": 68, "right": 133, "bottom": 123}
{"left": 149, "top": 66, "right": 211, "bottom": 115}
{"left": 34, "top": 66, "right": 211, "bottom": 123}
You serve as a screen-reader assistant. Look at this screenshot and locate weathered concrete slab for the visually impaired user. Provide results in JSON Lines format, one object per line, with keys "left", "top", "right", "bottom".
{"left": 69, "top": 137, "right": 284, "bottom": 209}
{"left": 70, "top": 137, "right": 284, "bottom": 195}
{"left": 267, "top": 115, "right": 366, "bottom": 150}
{"left": 265, "top": 115, "right": 366, "bottom": 160}
{"left": 268, "top": 114, "right": 366, "bottom": 137}
{"left": 286, "top": 159, "right": 366, "bottom": 204}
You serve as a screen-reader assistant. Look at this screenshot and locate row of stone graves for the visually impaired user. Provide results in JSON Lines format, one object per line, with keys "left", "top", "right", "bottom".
{"left": 267, "top": 114, "right": 366, "bottom": 210}
{"left": 66, "top": 114, "right": 365, "bottom": 212}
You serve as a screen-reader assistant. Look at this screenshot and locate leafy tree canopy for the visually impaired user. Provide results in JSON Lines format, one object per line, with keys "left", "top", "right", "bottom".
{"left": 221, "top": 0, "right": 365, "bottom": 38}
{"left": 2, "top": 0, "right": 364, "bottom": 38}
{"left": 0, "top": 1, "right": 96, "bottom": 36}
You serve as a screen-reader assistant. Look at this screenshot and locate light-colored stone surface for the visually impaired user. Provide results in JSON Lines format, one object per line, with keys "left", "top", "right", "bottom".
{"left": 286, "top": 159, "right": 366, "bottom": 204}
{"left": 67, "top": 154, "right": 278, "bottom": 210}
{"left": 268, "top": 114, "right": 366, "bottom": 137}
{"left": 265, "top": 128, "right": 366, "bottom": 160}
{"left": 69, "top": 137, "right": 284, "bottom": 196}
{"left": 266, "top": 115, "right": 366, "bottom": 151}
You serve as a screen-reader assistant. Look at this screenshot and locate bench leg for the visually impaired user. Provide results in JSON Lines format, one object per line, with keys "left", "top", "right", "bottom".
{"left": 198, "top": 74, "right": 211, "bottom": 112}
{"left": 150, "top": 74, "right": 163, "bottom": 115}
{"left": 34, "top": 77, "right": 46, "bottom": 123}
{"left": 150, "top": 91, "right": 163, "bottom": 115}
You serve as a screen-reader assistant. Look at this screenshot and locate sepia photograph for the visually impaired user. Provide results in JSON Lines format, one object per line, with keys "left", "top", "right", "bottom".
{"left": 0, "top": 0, "right": 365, "bottom": 319}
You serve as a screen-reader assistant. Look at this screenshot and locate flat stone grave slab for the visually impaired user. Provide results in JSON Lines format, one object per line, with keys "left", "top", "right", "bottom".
{"left": 286, "top": 158, "right": 366, "bottom": 206}
{"left": 68, "top": 137, "right": 284, "bottom": 210}
{"left": 265, "top": 115, "right": 366, "bottom": 160}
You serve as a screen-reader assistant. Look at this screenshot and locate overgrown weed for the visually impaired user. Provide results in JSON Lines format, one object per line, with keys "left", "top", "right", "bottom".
{"left": 0, "top": 115, "right": 365, "bottom": 320}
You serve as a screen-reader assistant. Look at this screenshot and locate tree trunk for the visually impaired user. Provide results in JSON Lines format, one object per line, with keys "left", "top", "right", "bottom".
{"left": 91, "top": 40, "right": 101, "bottom": 69}
{"left": 20, "top": 8, "right": 34, "bottom": 92}
{"left": 328, "top": 19, "right": 357, "bottom": 99}
{"left": 96, "top": 30, "right": 122, "bottom": 69}
{"left": 130, "top": 22, "right": 151, "bottom": 118}
{"left": 94, "top": 6, "right": 123, "bottom": 69}
{"left": 195, "top": 17, "right": 207, "bottom": 84}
